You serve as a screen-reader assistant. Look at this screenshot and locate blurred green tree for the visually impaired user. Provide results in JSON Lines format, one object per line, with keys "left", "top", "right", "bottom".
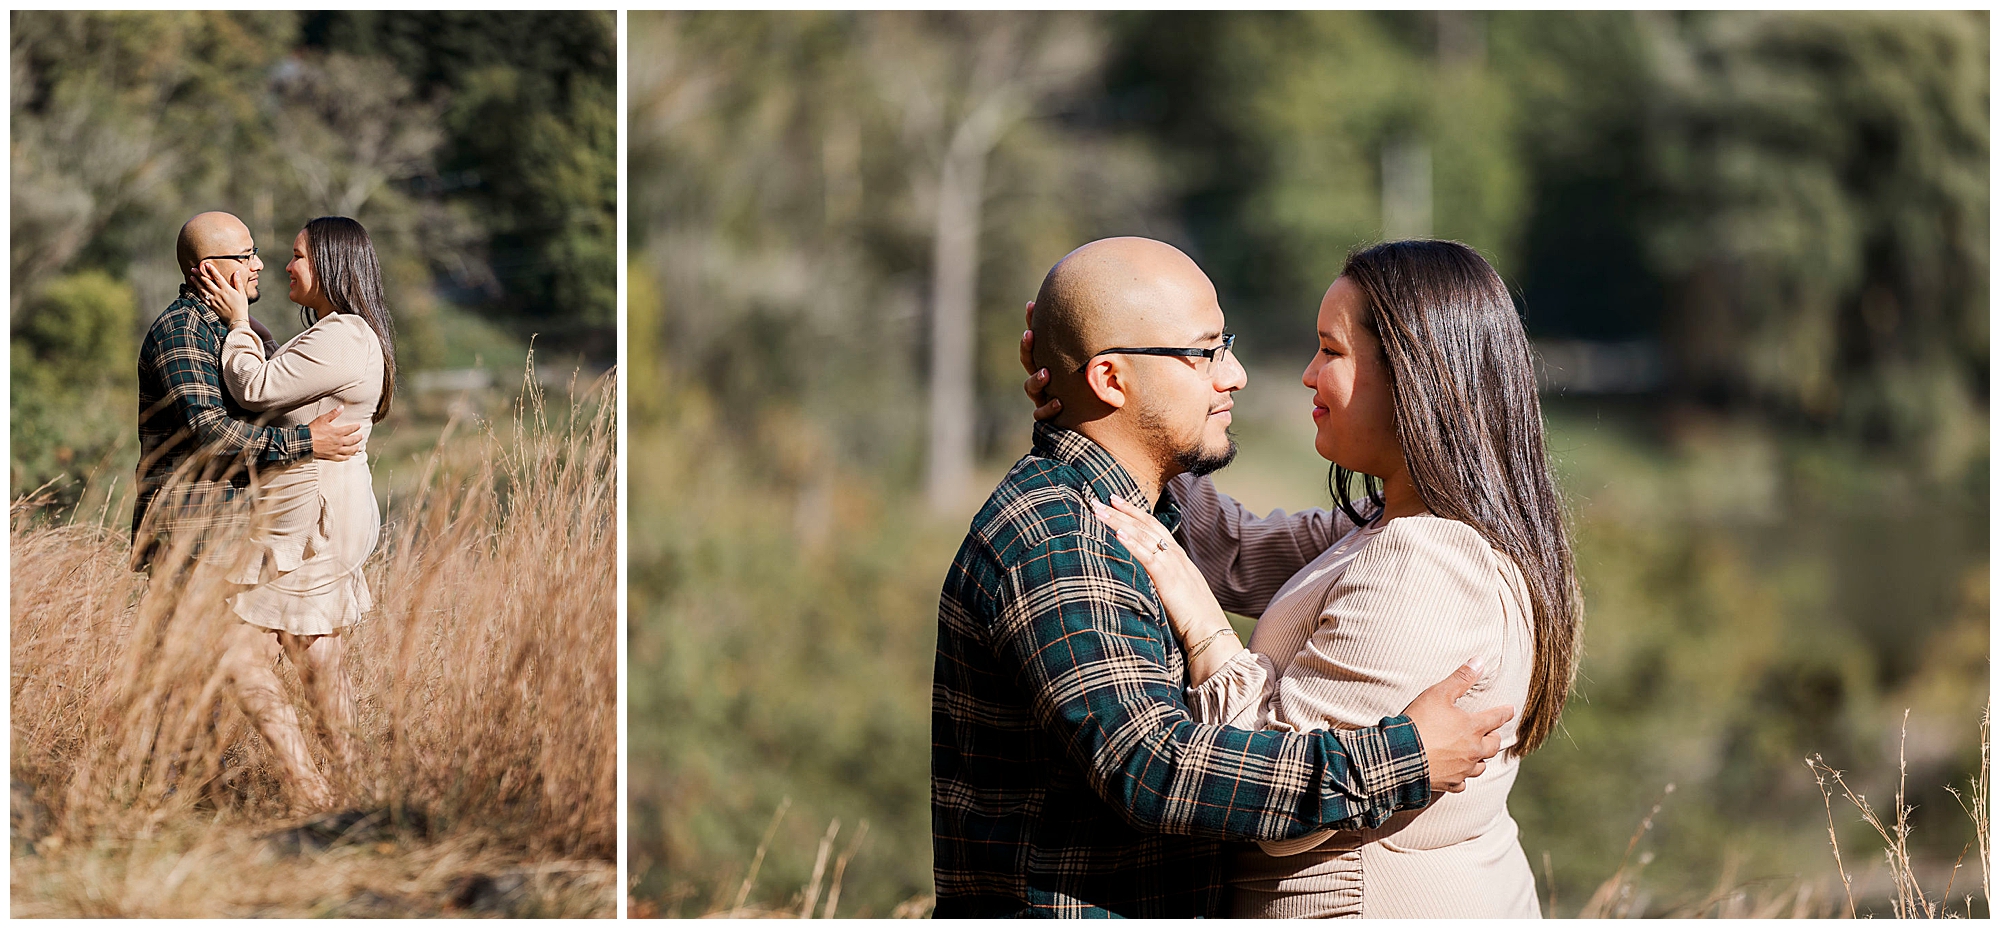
{"left": 302, "top": 10, "right": 619, "bottom": 351}
{"left": 10, "top": 270, "right": 138, "bottom": 498}
{"left": 1102, "top": 12, "right": 1528, "bottom": 355}
{"left": 10, "top": 11, "right": 296, "bottom": 311}
{"left": 629, "top": 11, "right": 1160, "bottom": 479}
{"left": 1635, "top": 11, "right": 1988, "bottom": 475}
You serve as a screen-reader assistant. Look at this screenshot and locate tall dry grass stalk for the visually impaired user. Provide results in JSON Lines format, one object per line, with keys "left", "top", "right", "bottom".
{"left": 1806, "top": 708, "right": 1991, "bottom": 920}
{"left": 1579, "top": 782, "right": 1675, "bottom": 917}
{"left": 680, "top": 799, "right": 916, "bottom": 920}
{"left": 10, "top": 364, "right": 616, "bottom": 916}
{"left": 1943, "top": 709, "right": 1990, "bottom": 910}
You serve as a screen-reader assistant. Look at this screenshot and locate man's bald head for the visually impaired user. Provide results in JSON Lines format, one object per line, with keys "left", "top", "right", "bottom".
{"left": 176, "top": 211, "right": 252, "bottom": 276}
{"left": 1031, "top": 237, "right": 1219, "bottom": 377}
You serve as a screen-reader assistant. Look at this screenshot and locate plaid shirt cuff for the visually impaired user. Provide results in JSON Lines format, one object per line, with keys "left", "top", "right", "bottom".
{"left": 280, "top": 422, "right": 314, "bottom": 461}
{"left": 1343, "top": 715, "right": 1432, "bottom": 827}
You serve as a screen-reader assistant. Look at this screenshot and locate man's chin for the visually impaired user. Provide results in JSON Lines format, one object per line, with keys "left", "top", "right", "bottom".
{"left": 246, "top": 289, "right": 261, "bottom": 305}
{"left": 1173, "top": 435, "right": 1238, "bottom": 478}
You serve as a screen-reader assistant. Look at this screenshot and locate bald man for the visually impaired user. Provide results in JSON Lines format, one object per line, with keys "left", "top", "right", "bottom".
{"left": 135, "top": 211, "right": 362, "bottom": 810}
{"left": 931, "top": 237, "right": 1508, "bottom": 917}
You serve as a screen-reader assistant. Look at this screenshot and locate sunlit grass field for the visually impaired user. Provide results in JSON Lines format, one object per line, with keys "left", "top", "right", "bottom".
{"left": 10, "top": 365, "right": 618, "bottom": 918}
{"left": 628, "top": 364, "right": 1987, "bottom": 918}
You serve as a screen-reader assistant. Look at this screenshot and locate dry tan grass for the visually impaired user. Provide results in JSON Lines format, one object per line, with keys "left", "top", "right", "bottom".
{"left": 674, "top": 713, "right": 1991, "bottom": 920}
{"left": 1576, "top": 711, "right": 1989, "bottom": 919}
{"left": 10, "top": 365, "right": 617, "bottom": 917}
{"left": 650, "top": 797, "right": 929, "bottom": 920}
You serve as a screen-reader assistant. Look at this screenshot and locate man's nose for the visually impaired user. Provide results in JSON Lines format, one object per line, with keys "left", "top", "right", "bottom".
{"left": 1217, "top": 352, "right": 1248, "bottom": 392}
{"left": 249, "top": 252, "right": 264, "bottom": 271}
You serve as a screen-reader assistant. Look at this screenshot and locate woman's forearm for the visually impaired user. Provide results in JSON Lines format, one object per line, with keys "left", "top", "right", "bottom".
{"left": 1178, "top": 619, "right": 1244, "bottom": 688}
{"left": 220, "top": 319, "right": 359, "bottom": 410}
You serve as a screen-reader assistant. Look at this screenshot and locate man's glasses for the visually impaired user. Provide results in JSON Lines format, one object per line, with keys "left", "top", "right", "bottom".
{"left": 200, "top": 246, "right": 259, "bottom": 262}
{"left": 1076, "top": 332, "right": 1235, "bottom": 375}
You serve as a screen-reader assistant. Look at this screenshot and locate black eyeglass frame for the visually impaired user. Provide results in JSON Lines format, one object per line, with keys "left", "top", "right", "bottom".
{"left": 198, "top": 246, "right": 260, "bottom": 263}
{"left": 1074, "top": 332, "right": 1235, "bottom": 374}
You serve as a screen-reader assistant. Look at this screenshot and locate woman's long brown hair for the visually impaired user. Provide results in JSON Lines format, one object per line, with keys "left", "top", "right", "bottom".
{"left": 301, "top": 216, "right": 397, "bottom": 422}
{"left": 1337, "top": 239, "right": 1580, "bottom": 756}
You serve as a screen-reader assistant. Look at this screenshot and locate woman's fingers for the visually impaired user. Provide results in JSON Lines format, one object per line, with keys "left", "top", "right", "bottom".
{"left": 1107, "top": 494, "right": 1167, "bottom": 539}
{"left": 199, "top": 261, "right": 243, "bottom": 295}
{"left": 1024, "top": 368, "right": 1062, "bottom": 420}
{"left": 1020, "top": 317, "right": 1059, "bottom": 419}
{"left": 1092, "top": 496, "right": 1193, "bottom": 578}
{"left": 1090, "top": 499, "right": 1160, "bottom": 560}
{"left": 194, "top": 267, "right": 225, "bottom": 305}
{"left": 1097, "top": 495, "right": 1157, "bottom": 536}
{"left": 1089, "top": 497, "right": 1142, "bottom": 539}
{"left": 1022, "top": 367, "right": 1047, "bottom": 400}
{"left": 197, "top": 264, "right": 233, "bottom": 302}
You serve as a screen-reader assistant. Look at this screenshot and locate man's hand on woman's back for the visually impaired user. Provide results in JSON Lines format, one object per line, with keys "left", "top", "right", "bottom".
{"left": 309, "top": 406, "right": 361, "bottom": 461}
{"left": 1402, "top": 660, "right": 1513, "bottom": 793}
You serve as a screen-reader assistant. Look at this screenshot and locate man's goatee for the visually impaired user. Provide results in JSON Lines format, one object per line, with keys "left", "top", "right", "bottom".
{"left": 1175, "top": 436, "right": 1238, "bottom": 477}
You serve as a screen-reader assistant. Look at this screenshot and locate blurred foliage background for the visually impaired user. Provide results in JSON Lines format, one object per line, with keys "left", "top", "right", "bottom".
{"left": 630, "top": 10, "right": 1992, "bottom": 917}
{"left": 10, "top": 10, "right": 616, "bottom": 515}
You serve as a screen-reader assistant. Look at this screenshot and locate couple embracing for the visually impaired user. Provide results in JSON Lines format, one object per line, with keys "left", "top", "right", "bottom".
{"left": 933, "top": 237, "right": 1578, "bottom": 918}
{"left": 133, "top": 210, "right": 396, "bottom": 812}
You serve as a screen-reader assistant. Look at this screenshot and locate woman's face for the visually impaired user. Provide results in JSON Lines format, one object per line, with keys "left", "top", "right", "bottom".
{"left": 285, "top": 230, "right": 320, "bottom": 311}
{"left": 1302, "top": 276, "right": 1401, "bottom": 475}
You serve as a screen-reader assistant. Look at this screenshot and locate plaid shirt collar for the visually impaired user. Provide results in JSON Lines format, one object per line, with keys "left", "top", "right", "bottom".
{"left": 1030, "top": 421, "right": 1183, "bottom": 535}
{"left": 173, "top": 284, "right": 223, "bottom": 328}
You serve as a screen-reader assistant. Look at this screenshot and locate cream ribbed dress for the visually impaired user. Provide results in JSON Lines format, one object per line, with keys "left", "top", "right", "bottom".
{"left": 218, "top": 312, "right": 383, "bottom": 635}
{"left": 1169, "top": 474, "right": 1540, "bottom": 919}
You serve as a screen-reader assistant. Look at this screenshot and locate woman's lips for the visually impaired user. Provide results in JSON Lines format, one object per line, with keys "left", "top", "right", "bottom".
{"left": 1311, "top": 404, "right": 1328, "bottom": 421}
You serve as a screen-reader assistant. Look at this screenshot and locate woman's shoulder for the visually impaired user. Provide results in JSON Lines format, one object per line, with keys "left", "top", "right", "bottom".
{"left": 319, "top": 311, "right": 375, "bottom": 335}
{"left": 1367, "top": 514, "right": 1492, "bottom": 559}
{"left": 1340, "top": 515, "right": 1508, "bottom": 593}
{"left": 303, "top": 312, "right": 381, "bottom": 352}
{"left": 1324, "top": 517, "right": 1515, "bottom": 642}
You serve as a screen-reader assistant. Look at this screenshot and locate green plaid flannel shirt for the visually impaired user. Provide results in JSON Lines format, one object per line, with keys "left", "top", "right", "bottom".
{"left": 932, "top": 422, "right": 1433, "bottom": 918}
{"left": 132, "top": 290, "right": 312, "bottom": 569}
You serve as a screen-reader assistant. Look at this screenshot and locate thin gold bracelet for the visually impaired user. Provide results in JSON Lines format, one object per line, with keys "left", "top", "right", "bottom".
{"left": 1188, "top": 626, "right": 1238, "bottom": 661}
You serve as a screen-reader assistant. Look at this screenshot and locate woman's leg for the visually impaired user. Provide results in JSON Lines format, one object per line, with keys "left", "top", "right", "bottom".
{"left": 284, "top": 631, "right": 358, "bottom": 780}
{"left": 219, "top": 623, "right": 333, "bottom": 812}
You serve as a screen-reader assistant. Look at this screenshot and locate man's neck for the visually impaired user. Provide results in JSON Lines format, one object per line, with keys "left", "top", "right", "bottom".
{"left": 1069, "top": 420, "right": 1171, "bottom": 508}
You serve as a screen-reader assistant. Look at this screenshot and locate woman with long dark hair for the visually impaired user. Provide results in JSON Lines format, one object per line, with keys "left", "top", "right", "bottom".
{"left": 1078, "top": 239, "right": 1578, "bottom": 916}
{"left": 194, "top": 215, "right": 395, "bottom": 809}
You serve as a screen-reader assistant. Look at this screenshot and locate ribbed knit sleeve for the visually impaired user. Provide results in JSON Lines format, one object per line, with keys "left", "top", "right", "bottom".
{"left": 1169, "top": 473, "right": 1354, "bottom": 617}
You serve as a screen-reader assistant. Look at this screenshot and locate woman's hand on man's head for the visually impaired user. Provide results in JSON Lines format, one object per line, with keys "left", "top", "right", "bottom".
{"left": 1020, "top": 300, "right": 1062, "bottom": 421}
{"left": 196, "top": 261, "right": 252, "bottom": 325}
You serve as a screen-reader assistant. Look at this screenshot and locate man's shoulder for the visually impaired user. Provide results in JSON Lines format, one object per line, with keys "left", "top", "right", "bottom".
{"left": 142, "top": 297, "right": 215, "bottom": 352}
{"left": 965, "top": 453, "right": 1101, "bottom": 563}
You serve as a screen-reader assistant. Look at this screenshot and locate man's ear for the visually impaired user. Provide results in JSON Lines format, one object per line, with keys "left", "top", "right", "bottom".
{"left": 1080, "top": 357, "right": 1129, "bottom": 410}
